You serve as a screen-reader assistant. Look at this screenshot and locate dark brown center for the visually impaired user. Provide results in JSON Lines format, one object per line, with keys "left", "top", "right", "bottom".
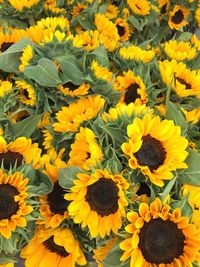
{"left": 124, "top": 83, "right": 140, "bottom": 104}
{"left": 63, "top": 82, "right": 77, "bottom": 91}
{"left": 136, "top": 182, "right": 151, "bottom": 197}
{"left": 138, "top": 218, "right": 185, "bottom": 264}
{"left": 161, "top": 4, "right": 167, "bottom": 14}
{"left": 171, "top": 10, "right": 184, "bottom": 24}
{"left": 134, "top": 135, "right": 166, "bottom": 171}
{"left": 47, "top": 181, "right": 69, "bottom": 215}
{"left": 0, "top": 151, "right": 23, "bottom": 170}
{"left": 43, "top": 236, "right": 69, "bottom": 257}
{"left": 0, "top": 184, "right": 19, "bottom": 219}
{"left": 85, "top": 178, "right": 119, "bottom": 216}
{"left": 176, "top": 77, "right": 191, "bottom": 89}
{"left": 0, "top": 42, "right": 13, "bottom": 52}
{"left": 117, "top": 25, "right": 126, "bottom": 37}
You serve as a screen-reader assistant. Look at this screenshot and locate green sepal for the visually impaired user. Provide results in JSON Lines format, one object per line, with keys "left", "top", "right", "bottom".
{"left": 24, "top": 58, "right": 62, "bottom": 87}
{"left": 0, "top": 38, "right": 32, "bottom": 72}
{"left": 59, "top": 166, "right": 85, "bottom": 189}
{"left": 178, "top": 149, "right": 200, "bottom": 186}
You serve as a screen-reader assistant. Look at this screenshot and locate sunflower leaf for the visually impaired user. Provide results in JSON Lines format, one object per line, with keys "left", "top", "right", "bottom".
{"left": 171, "top": 194, "right": 193, "bottom": 217}
{"left": 11, "top": 114, "right": 43, "bottom": 138}
{"left": 178, "top": 149, "right": 200, "bottom": 186}
{"left": 24, "top": 58, "right": 62, "bottom": 87}
{"left": 59, "top": 166, "right": 84, "bottom": 189}
{"left": 0, "top": 38, "right": 32, "bottom": 72}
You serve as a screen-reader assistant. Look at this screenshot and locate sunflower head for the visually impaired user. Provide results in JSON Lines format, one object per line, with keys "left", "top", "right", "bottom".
{"left": 127, "top": 0, "right": 151, "bottom": 16}
{"left": 65, "top": 169, "right": 129, "bottom": 238}
{"left": 120, "top": 198, "right": 200, "bottom": 266}
{"left": 168, "top": 5, "right": 190, "bottom": 30}
{"left": 121, "top": 114, "right": 188, "bottom": 186}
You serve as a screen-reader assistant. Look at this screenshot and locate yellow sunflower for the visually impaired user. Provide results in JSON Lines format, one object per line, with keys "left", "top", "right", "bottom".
{"left": 57, "top": 82, "right": 90, "bottom": 96}
{"left": 182, "top": 184, "right": 200, "bottom": 209}
{"left": 93, "top": 237, "right": 119, "bottom": 267}
{"left": 20, "top": 226, "right": 87, "bottom": 267}
{"left": 0, "top": 28, "right": 26, "bottom": 52}
{"left": 0, "top": 263, "right": 14, "bottom": 267}
{"left": 115, "top": 18, "right": 131, "bottom": 42}
{"left": 102, "top": 102, "right": 150, "bottom": 123}
{"left": 65, "top": 169, "right": 129, "bottom": 238}
{"left": 191, "top": 34, "right": 200, "bottom": 51}
{"left": 0, "top": 136, "right": 41, "bottom": 170}
{"left": 159, "top": 59, "right": 200, "bottom": 97}
{"left": 95, "top": 13, "right": 120, "bottom": 51}
{"left": 8, "top": 0, "right": 40, "bottom": 10}
{"left": 53, "top": 95, "right": 105, "bottom": 133}
{"left": 164, "top": 40, "right": 196, "bottom": 61}
{"left": 121, "top": 114, "right": 188, "bottom": 186}
{"left": 168, "top": 5, "right": 190, "bottom": 30}
{"left": 71, "top": 3, "right": 88, "bottom": 17}
{"left": 72, "top": 30, "right": 100, "bottom": 51}
{"left": 182, "top": 108, "right": 200, "bottom": 124}
{"left": 0, "top": 80, "right": 12, "bottom": 97}
{"left": 0, "top": 171, "right": 33, "bottom": 239}
{"left": 105, "top": 4, "right": 119, "bottom": 19}
{"left": 195, "top": 5, "right": 200, "bottom": 27}
{"left": 119, "top": 44, "right": 155, "bottom": 63}
{"left": 37, "top": 112, "right": 50, "bottom": 128}
{"left": 120, "top": 198, "right": 200, "bottom": 266}
{"left": 42, "top": 30, "right": 68, "bottom": 44}
{"left": 127, "top": 0, "right": 151, "bottom": 16}
{"left": 44, "top": 0, "right": 66, "bottom": 14}
{"left": 91, "top": 60, "right": 113, "bottom": 82}
{"left": 67, "top": 127, "right": 103, "bottom": 171}
{"left": 114, "top": 70, "right": 148, "bottom": 105}
{"left": 158, "top": 0, "right": 170, "bottom": 15}
{"left": 18, "top": 44, "right": 33, "bottom": 72}
{"left": 15, "top": 80, "right": 36, "bottom": 106}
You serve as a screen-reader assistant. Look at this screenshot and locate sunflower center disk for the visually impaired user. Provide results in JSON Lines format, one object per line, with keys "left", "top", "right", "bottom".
{"left": 85, "top": 178, "right": 119, "bottom": 216}
{"left": 138, "top": 218, "right": 185, "bottom": 264}
{"left": 0, "top": 184, "right": 19, "bottom": 219}
{"left": 160, "top": 4, "right": 167, "bottom": 14}
{"left": 124, "top": 83, "right": 140, "bottom": 104}
{"left": 63, "top": 82, "right": 77, "bottom": 91}
{"left": 0, "top": 151, "right": 23, "bottom": 170}
{"left": 47, "top": 181, "right": 70, "bottom": 215}
{"left": 0, "top": 42, "right": 13, "bottom": 52}
{"left": 134, "top": 134, "right": 166, "bottom": 170}
{"left": 117, "top": 25, "right": 125, "bottom": 37}
{"left": 44, "top": 236, "right": 69, "bottom": 257}
{"left": 171, "top": 10, "right": 184, "bottom": 24}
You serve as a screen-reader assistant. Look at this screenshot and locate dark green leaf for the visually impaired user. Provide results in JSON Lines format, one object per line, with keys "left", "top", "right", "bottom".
{"left": 24, "top": 58, "right": 62, "bottom": 87}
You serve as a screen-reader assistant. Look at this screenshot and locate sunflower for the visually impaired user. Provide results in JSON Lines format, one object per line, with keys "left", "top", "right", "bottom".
{"left": 8, "top": 0, "right": 40, "bottom": 10}
{"left": 0, "top": 28, "right": 26, "bottom": 52}
{"left": 190, "top": 34, "right": 200, "bottom": 50}
{"left": 0, "top": 80, "right": 12, "bottom": 97}
{"left": 127, "top": 0, "right": 150, "bottom": 16}
{"left": 0, "top": 136, "right": 41, "bottom": 170}
{"left": 115, "top": 18, "right": 131, "bottom": 42}
{"left": 71, "top": 3, "right": 88, "bottom": 17}
{"left": 121, "top": 114, "right": 188, "bottom": 186}
{"left": 65, "top": 169, "right": 129, "bottom": 238}
{"left": 0, "top": 262, "right": 14, "bottom": 267}
{"left": 164, "top": 40, "right": 196, "bottom": 61}
{"left": 53, "top": 95, "right": 105, "bottom": 133}
{"left": 120, "top": 198, "right": 200, "bottom": 266}
{"left": 57, "top": 82, "right": 90, "bottom": 96}
{"left": 168, "top": 5, "right": 190, "bottom": 30}
{"left": 105, "top": 4, "right": 119, "bottom": 19}
{"left": 44, "top": 0, "right": 66, "bottom": 14}
{"left": 67, "top": 127, "right": 103, "bottom": 171}
{"left": 37, "top": 112, "right": 50, "bottom": 128}
{"left": 182, "top": 108, "right": 200, "bottom": 124}
{"left": 18, "top": 44, "right": 33, "bottom": 72}
{"left": 195, "top": 5, "right": 200, "bottom": 27}
{"left": 95, "top": 13, "right": 120, "bottom": 51}
{"left": 72, "top": 30, "right": 100, "bottom": 51}
{"left": 159, "top": 59, "right": 200, "bottom": 97}
{"left": 119, "top": 45, "right": 155, "bottom": 63}
{"left": 182, "top": 184, "right": 200, "bottom": 209}
{"left": 114, "top": 70, "right": 148, "bottom": 105}
{"left": 102, "top": 102, "right": 149, "bottom": 123}
{"left": 93, "top": 237, "right": 119, "bottom": 267}
{"left": 158, "top": 0, "right": 170, "bottom": 15}
{"left": 0, "top": 171, "right": 33, "bottom": 239}
{"left": 15, "top": 80, "right": 36, "bottom": 106}
{"left": 20, "top": 226, "right": 87, "bottom": 267}
{"left": 42, "top": 30, "right": 68, "bottom": 44}
{"left": 91, "top": 60, "right": 113, "bottom": 82}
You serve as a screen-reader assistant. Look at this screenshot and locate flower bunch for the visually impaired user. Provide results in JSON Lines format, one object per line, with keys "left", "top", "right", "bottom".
{"left": 0, "top": 0, "right": 200, "bottom": 266}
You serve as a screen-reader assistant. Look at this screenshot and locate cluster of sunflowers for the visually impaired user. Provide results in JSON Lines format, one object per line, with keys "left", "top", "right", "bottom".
{"left": 0, "top": 0, "right": 200, "bottom": 266}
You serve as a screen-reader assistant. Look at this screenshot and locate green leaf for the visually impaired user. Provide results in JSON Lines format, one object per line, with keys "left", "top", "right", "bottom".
{"left": 165, "top": 101, "right": 188, "bottom": 134}
{"left": 179, "top": 149, "right": 200, "bottom": 186}
{"left": 24, "top": 58, "right": 62, "bottom": 87}
{"left": 0, "top": 38, "right": 32, "bottom": 72}
{"left": 11, "top": 114, "right": 43, "bottom": 138}
{"left": 171, "top": 194, "right": 193, "bottom": 217}
{"left": 128, "top": 15, "right": 143, "bottom": 31}
{"left": 59, "top": 166, "right": 84, "bottom": 188}
{"left": 57, "top": 55, "right": 83, "bottom": 84}
{"left": 90, "top": 45, "right": 109, "bottom": 67}
{"left": 158, "top": 177, "right": 176, "bottom": 201}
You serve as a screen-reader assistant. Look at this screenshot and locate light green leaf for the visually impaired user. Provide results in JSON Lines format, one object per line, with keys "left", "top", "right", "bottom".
{"left": 59, "top": 166, "right": 84, "bottom": 188}
{"left": 0, "top": 38, "right": 32, "bottom": 72}
{"left": 128, "top": 16, "right": 143, "bottom": 31}
{"left": 159, "top": 177, "right": 176, "bottom": 201}
{"left": 171, "top": 194, "right": 193, "bottom": 217}
{"left": 165, "top": 101, "right": 188, "bottom": 134}
{"left": 90, "top": 45, "right": 109, "bottom": 67}
{"left": 179, "top": 149, "right": 200, "bottom": 186}
{"left": 11, "top": 114, "right": 43, "bottom": 138}
{"left": 57, "top": 55, "right": 83, "bottom": 84}
{"left": 24, "top": 58, "right": 62, "bottom": 87}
